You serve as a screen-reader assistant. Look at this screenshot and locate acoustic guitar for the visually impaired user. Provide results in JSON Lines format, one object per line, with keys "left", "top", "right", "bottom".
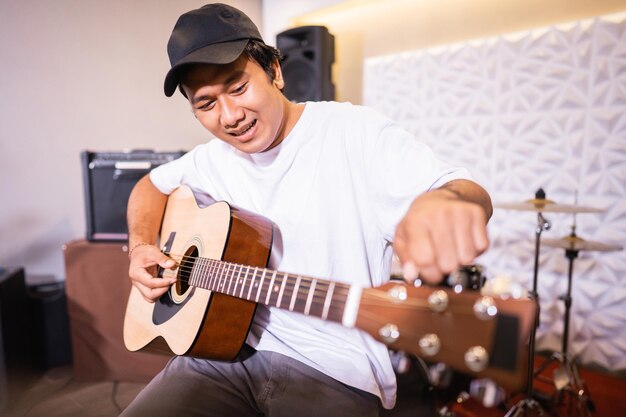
{"left": 123, "top": 185, "right": 537, "bottom": 391}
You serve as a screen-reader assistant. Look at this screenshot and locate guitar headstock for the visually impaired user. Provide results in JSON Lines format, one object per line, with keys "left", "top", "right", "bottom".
{"left": 356, "top": 277, "right": 536, "bottom": 392}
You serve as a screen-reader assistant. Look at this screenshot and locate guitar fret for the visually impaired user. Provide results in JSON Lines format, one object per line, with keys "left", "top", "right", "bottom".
{"left": 226, "top": 264, "right": 234, "bottom": 290}
{"left": 232, "top": 264, "right": 240, "bottom": 290}
{"left": 289, "top": 275, "right": 302, "bottom": 311}
{"left": 218, "top": 262, "right": 227, "bottom": 292}
{"left": 227, "top": 264, "right": 236, "bottom": 295}
{"left": 211, "top": 261, "right": 217, "bottom": 286}
{"left": 214, "top": 261, "right": 223, "bottom": 291}
{"left": 234, "top": 264, "right": 242, "bottom": 295}
{"left": 276, "top": 273, "right": 289, "bottom": 307}
{"left": 225, "top": 263, "right": 235, "bottom": 295}
{"left": 255, "top": 269, "right": 267, "bottom": 302}
{"left": 196, "top": 259, "right": 205, "bottom": 287}
{"left": 208, "top": 259, "right": 218, "bottom": 290}
{"left": 322, "top": 281, "right": 335, "bottom": 320}
{"left": 194, "top": 259, "right": 202, "bottom": 287}
{"left": 328, "top": 284, "right": 350, "bottom": 323}
{"left": 246, "top": 267, "right": 256, "bottom": 300}
{"left": 202, "top": 259, "right": 210, "bottom": 287}
{"left": 304, "top": 279, "right": 317, "bottom": 315}
{"left": 265, "top": 270, "right": 277, "bottom": 305}
{"left": 241, "top": 266, "right": 253, "bottom": 298}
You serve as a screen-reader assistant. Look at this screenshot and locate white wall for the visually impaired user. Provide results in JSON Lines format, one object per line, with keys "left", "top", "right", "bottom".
{"left": 0, "top": 0, "right": 262, "bottom": 283}
{"left": 363, "top": 12, "right": 626, "bottom": 373}
{"left": 291, "top": 0, "right": 626, "bottom": 104}
{"left": 261, "top": 0, "right": 343, "bottom": 46}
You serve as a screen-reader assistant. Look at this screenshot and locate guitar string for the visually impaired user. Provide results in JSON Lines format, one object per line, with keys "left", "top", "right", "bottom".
{"left": 162, "top": 256, "right": 484, "bottom": 314}
{"left": 157, "top": 253, "right": 471, "bottom": 311}
{"left": 191, "top": 266, "right": 348, "bottom": 308}
{"left": 166, "top": 251, "right": 345, "bottom": 293}
{"left": 160, "top": 253, "right": 353, "bottom": 307}
{"left": 162, "top": 253, "right": 471, "bottom": 310}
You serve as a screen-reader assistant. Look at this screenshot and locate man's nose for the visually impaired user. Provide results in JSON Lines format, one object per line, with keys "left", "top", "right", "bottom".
{"left": 220, "top": 97, "right": 244, "bottom": 128}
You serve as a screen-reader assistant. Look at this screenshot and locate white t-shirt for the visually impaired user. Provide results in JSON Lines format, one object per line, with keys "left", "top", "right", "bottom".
{"left": 150, "top": 101, "right": 471, "bottom": 409}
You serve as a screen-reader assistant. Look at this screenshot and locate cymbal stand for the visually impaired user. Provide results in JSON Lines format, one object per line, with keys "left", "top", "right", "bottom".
{"left": 534, "top": 228, "right": 593, "bottom": 417}
{"left": 505, "top": 189, "right": 551, "bottom": 417}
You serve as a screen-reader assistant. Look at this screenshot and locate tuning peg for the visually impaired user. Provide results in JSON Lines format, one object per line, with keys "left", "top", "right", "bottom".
{"left": 378, "top": 323, "right": 400, "bottom": 344}
{"left": 386, "top": 284, "right": 407, "bottom": 301}
{"left": 473, "top": 296, "right": 498, "bottom": 320}
{"left": 428, "top": 289, "right": 449, "bottom": 312}
{"left": 419, "top": 333, "right": 441, "bottom": 357}
{"left": 465, "top": 346, "right": 489, "bottom": 372}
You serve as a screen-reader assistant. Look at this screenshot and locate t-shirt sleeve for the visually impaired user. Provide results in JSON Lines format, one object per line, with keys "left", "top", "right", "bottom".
{"left": 149, "top": 144, "right": 208, "bottom": 194}
{"left": 149, "top": 154, "right": 188, "bottom": 194}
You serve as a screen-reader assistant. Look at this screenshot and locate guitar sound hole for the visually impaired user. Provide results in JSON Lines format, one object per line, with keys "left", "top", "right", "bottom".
{"left": 176, "top": 246, "right": 198, "bottom": 297}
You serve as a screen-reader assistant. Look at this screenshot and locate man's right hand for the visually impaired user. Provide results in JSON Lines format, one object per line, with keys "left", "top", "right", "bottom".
{"left": 128, "top": 243, "right": 178, "bottom": 303}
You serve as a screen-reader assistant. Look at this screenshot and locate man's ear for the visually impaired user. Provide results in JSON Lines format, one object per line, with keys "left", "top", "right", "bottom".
{"left": 272, "top": 61, "right": 285, "bottom": 90}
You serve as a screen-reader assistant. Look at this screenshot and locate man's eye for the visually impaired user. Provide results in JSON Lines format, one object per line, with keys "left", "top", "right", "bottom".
{"left": 233, "top": 83, "right": 247, "bottom": 94}
{"left": 197, "top": 101, "right": 215, "bottom": 111}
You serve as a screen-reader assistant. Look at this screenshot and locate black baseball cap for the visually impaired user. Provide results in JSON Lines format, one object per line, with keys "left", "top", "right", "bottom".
{"left": 164, "top": 3, "right": 263, "bottom": 97}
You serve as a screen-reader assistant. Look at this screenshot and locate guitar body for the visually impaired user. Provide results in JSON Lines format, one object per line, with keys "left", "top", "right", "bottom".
{"left": 123, "top": 186, "right": 273, "bottom": 360}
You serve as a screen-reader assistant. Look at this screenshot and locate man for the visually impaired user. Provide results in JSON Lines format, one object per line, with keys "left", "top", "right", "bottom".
{"left": 123, "top": 3, "right": 492, "bottom": 416}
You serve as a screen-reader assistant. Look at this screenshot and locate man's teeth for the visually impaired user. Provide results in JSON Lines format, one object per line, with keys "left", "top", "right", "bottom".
{"left": 233, "top": 120, "right": 256, "bottom": 136}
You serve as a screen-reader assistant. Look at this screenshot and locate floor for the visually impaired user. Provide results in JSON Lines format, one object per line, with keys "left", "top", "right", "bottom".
{"left": 4, "top": 366, "right": 144, "bottom": 417}
{"left": 4, "top": 354, "right": 626, "bottom": 417}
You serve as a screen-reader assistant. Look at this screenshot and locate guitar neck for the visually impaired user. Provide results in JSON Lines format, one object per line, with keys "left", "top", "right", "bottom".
{"left": 188, "top": 257, "right": 355, "bottom": 324}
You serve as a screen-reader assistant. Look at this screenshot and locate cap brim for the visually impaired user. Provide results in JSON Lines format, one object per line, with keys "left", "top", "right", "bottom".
{"left": 164, "top": 38, "right": 250, "bottom": 97}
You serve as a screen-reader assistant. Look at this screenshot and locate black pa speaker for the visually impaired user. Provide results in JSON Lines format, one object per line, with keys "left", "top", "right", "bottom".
{"left": 27, "top": 282, "right": 72, "bottom": 370}
{"left": 81, "top": 149, "right": 185, "bottom": 241}
{"left": 0, "top": 268, "right": 32, "bottom": 373}
{"left": 276, "top": 26, "right": 335, "bottom": 102}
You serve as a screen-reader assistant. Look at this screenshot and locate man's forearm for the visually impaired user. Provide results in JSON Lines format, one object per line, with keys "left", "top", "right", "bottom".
{"left": 435, "top": 179, "right": 493, "bottom": 221}
{"left": 126, "top": 174, "right": 169, "bottom": 249}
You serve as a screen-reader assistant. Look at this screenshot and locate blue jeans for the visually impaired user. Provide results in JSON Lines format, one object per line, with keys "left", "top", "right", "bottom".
{"left": 121, "top": 347, "right": 380, "bottom": 416}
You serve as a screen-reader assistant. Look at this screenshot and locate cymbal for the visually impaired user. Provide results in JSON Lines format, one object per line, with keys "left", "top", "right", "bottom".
{"left": 495, "top": 198, "right": 605, "bottom": 213}
{"left": 543, "top": 235, "right": 623, "bottom": 252}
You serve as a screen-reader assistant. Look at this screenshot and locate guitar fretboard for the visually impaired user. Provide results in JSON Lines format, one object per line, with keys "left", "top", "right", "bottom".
{"left": 190, "top": 257, "right": 352, "bottom": 323}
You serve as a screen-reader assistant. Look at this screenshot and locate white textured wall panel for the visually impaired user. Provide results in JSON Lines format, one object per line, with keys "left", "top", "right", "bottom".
{"left": 364, "top": 13, "right": 626, "bottom": 372}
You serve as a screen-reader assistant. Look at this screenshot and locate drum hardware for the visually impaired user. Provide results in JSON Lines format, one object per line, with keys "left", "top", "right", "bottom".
{"left": 493, "top": 196, "right": 605, "bottom": 214}
{"left": 533, "top": 219, "right": 622, "bottom": 417}
{"left": 497, "top": 188, "right": 551, "bottom": 417}
{"left": 497, "top": 190, "right": 609, "bottom": 417}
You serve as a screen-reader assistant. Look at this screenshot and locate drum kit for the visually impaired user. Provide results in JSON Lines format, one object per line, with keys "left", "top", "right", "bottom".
{"left": 494, "top": 189, "right": 622, "bottom": 417}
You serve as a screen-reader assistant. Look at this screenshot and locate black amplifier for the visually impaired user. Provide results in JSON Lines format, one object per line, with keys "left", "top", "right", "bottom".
{"left": 81, "top": 149, "right": 185, "bottom": 241}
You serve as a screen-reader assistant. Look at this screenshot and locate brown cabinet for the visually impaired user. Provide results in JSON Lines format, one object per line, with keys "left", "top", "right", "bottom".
{"left": 63, "top": 240, "right": 170, "bottom": 382}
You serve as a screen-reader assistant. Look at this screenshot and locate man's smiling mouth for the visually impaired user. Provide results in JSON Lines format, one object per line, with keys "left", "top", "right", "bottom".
{"left": 230, "top": 120, "right": 257, "bottom": 137}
